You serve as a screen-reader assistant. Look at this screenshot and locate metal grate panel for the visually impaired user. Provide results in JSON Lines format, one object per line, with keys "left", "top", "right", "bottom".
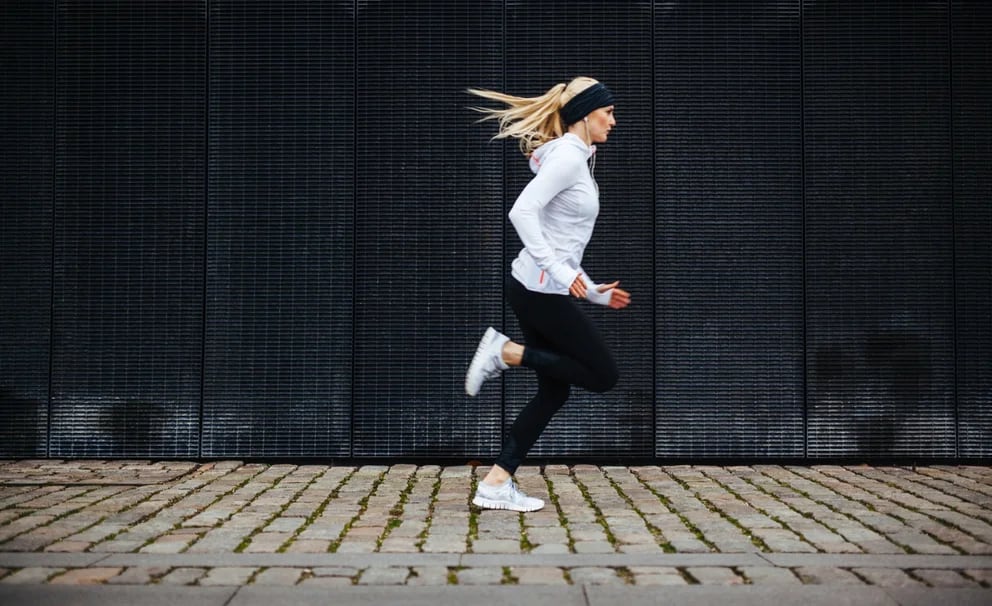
{"left": 50, "top": 0, "right": 205, "bottom": 457}
{"left": 654, "top": 1, "right": 805, "bottom": 458}
{"left": 952, "top": 0, "right": 992, "bottom": 458}
{"left": 0, "top": 0, "right": 53, "bottom": 457}
{"left": 804, "top": 0, "right": 956, "bottom": 458}
{"left": 351, "top": 0, "right": 505, "bottom": 457}
{"left": 201, "top": 0, "right": 354, "bottom": 457}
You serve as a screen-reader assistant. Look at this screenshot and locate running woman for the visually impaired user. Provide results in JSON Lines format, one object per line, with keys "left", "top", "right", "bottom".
{"left": 464, "top": 77, "right": 631, "bottom": 512}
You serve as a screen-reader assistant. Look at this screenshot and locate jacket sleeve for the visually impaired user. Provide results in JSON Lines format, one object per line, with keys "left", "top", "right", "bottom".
{"left": 507, "top": 151, "right": 582, "bottom": 289}
{"left": 580, "top": 270, "right": 613, "bottom": 306}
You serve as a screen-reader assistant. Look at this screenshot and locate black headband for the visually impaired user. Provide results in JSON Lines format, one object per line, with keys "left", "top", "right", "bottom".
{"left": 559, "top": 82, "right": 615, "bottom": 126}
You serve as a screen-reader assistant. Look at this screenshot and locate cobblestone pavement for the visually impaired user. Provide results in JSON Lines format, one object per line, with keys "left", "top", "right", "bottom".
{"left": 0, "top": 461, "right": 990, "bottom": 604}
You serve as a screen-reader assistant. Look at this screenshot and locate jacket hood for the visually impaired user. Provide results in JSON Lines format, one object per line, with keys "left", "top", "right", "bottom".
{"left": 529, "top": 133, "right": 595, "bottom": 175}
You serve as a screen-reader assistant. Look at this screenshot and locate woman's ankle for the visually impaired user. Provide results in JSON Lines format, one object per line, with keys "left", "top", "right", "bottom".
{"left": 482, "top": 465, "right": 511, "bottom": 486}
{"left": 501, "top": 341, "right": 524, "bottom": 367}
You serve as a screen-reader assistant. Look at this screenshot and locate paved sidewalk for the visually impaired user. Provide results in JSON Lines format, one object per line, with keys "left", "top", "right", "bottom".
{"left": 0, "top": 461, "right": 990, "bottom": 604}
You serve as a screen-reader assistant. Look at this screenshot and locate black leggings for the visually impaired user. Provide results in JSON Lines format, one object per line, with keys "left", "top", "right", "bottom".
{"left": 494, "top": 278, "right": 618, "bottom": 474}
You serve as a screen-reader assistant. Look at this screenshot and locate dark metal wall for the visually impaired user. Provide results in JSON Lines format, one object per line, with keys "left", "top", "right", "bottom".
{"left": 1, "top": 1, "right": 989, "bottom": 461}
{"left": 50, "top": 1, "right": 206, "bottom": 456}
{"left": 804, "top": 1, "right": 957, "bottom": 457}
{"left": 202, "top": 1, "right": 354, "bottom": 457}
{"left": 654, "top": 1, "right": 805, "bottom": 457}
{"left": 352, "top": 0, "right": 505, "bottom": 458}
{"left": 1, "top": 1, "right": 54, "bottom": 455}
{"left": 953, "top": 0, "right": 992, "bottom": 458}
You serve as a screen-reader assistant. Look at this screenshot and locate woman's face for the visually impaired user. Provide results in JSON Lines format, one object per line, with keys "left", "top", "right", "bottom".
{"left": 586, "top": 105, "right": 616, "bottom": 143}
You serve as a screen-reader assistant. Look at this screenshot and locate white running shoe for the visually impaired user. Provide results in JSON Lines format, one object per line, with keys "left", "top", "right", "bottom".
{"left": 465, "top": 327, "right": 510, "bottom": 397}
{"left": 472, "top": 478, "right": 545, "bottom": 512}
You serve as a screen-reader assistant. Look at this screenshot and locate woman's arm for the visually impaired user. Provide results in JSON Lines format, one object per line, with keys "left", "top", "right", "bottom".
{"left": 507, "top": 152, "right": 582, "bottom": 289}
{"left": 579, "top": 273, "right": 631, "bottom": 309}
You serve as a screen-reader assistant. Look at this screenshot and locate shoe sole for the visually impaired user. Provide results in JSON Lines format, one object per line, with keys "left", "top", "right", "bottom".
{"left": 465, "top": 327, "right": 499, "bottom": 397}
{"left": 472, "top": 495, "right": 544, "bottom": 512}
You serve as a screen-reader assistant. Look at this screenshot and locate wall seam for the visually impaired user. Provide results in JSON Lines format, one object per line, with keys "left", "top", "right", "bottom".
{"left": 799, "top": 0, "right": 809, "bottom": 460}
{"left": 650, "top": 0, "right": 658, "bottom": 460}
{"left": 499, "top": 0, "right": 507, "bottom": 457}
{"left": 350, "top": 0, "right": 358, "bottom": 459}
{"left": 198, "top": 0, "right": 210, "bottom": 459}
{"left": 948, "top": 0, "right": 958, "bottom": 458}
{"left": 47, "top": 0, "right": 60, "bottom": 459}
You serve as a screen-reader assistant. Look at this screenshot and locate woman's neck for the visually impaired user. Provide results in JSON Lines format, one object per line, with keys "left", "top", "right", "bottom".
{"left": 566, "top": 123, "right": 592, "bottom": 147}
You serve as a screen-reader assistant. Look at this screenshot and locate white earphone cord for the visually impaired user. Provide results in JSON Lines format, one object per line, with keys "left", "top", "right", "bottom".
{"left": 584, "top": 118, "right": 598, "bottom": 189}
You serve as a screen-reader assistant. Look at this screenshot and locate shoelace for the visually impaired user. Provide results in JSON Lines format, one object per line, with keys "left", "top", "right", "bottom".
{"left": 506, "top": 480, "right": 527, "bottom": 502}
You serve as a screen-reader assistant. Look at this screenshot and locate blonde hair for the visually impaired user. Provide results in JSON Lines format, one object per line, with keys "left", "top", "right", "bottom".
{"left": 467, "top": 77, "right": 600, "bottom": 156}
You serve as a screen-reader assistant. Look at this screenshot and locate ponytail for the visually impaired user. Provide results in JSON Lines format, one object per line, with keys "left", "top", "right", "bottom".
{"left": 467, "top": 77, "right": 599, "bottom": 157}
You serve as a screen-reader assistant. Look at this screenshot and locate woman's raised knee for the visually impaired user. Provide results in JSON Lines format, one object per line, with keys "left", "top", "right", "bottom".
{"left": 585, "top": 366, "right": 618, "bottom": 394}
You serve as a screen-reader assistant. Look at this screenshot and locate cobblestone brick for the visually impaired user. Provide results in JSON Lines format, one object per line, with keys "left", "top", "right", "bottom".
{"left": 43, "top": 540, "right": 92, "bottom": 552}
{"left": 300, "top": 575, "right": 353, "bottom": 587}
{"left": 912, "top": 568, "right": 980, "bottom": 587}
{"left": 964, "top": 568, "right": 992, "bottom": 587}
{"left": 379, "top": 537, "right": 420, "bottom": 552}
{"left": 456, "top": 567, "right": 504, "bottom": 585}
{"left": 0, "top": 515, "right": 56, "bottom": 544}
{"left": 265, "top": 517, "right": 306, "bottom": 533}
{"left": 512, "top": 566, "right": 567, "bottom": 585}
{"left": 253, "top": 567, "right": 304, "bottom": 586}
{"left": 49, "top": 567, "right": 123, "bottom": 585}
{"left": 685, "top": 566, "right": 745, "bottom": 585}
{"left": 106, "top": 566, "right": 170, "bottom": 585}
{"left": 471, "top": 539, "right": 520, "bottom": 553}
{"left": 739, "top": 566, "right": 801, "bottom": 585}
{"left": 335, "top": 540, "right": 377, "bottom": 553}
{"left": 795, "top": 566, "right": 865, "bottom": 585}
{"left": 243, "top": 531, "right": 292, "bottom": 553}
{"left": 0, "top": 567, "right": 64, "bottom": 584}
{"left": 159, "top": 567, "right": 207, "bottom": 585}
{"left": 573, "top": 541, "right": 615, "bottom": 553}
{"left": 851, "top": 567, "right": 925, "bottom": 588}
{"left": 140, "top": 532, "right": 197, "bottom": 554}
{"left": 618, "top": 542, "right": 664, "bottom": 554}
{"left": 185, "top": 529, "right": 245, "bottom": 553}
{"left": 284, "top": 539, "right": 330, "bottom": 553}
{"left": 569, "top": 567, "right": 622, "bottom": 585}
{"left": 527, "top": 527, "right": 568, "bottom": 543}
{"left": 407, "top": 566, "right": 450, "bottom": 586}
{"left": 312, "top": 567, "right": 359, "bottom": 577}
{"left": 358, "top": 567, "right": 409, "bottom": 585}
{"left": 629, "top": 566, "right": 686, "bottom": 586}
{"left": 199, "top": 566, "right": 257, "bottom": 586}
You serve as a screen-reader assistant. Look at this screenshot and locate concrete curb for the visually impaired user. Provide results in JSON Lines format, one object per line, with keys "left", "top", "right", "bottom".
{"left": 758, "top": 553, "right": 992, "bottom": 569}
{"left": 0, "top": 584, "right": 990, "bottom": 606}
{"left": 3, "top": 551, "right": 990, "bottom": 570}
{"left": 461, "top": 553, "right": 768, "bottom": 567}
{"left": 89, "top": 552, "right": 461, "bottom": 568}
{"left": 0, "top": 553, "right": 114, "bottom": 568}
{"left": 0, "top": 585, "right": 237, "bottom": 606}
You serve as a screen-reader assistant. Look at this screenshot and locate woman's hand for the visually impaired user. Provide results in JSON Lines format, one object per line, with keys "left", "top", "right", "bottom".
{"left": 597, "top": 281, "right": 631, "bottom": 310}
{"left": 571, "top": 275, "right": 631, "bottom": 309}
{"left": 568, "top": 274, "right": 588, "bottom": 299}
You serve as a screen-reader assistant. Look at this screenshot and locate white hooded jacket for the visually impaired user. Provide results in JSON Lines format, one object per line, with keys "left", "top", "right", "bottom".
{"left": 509, "top": 132, "right": 611, "bottom": 304}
